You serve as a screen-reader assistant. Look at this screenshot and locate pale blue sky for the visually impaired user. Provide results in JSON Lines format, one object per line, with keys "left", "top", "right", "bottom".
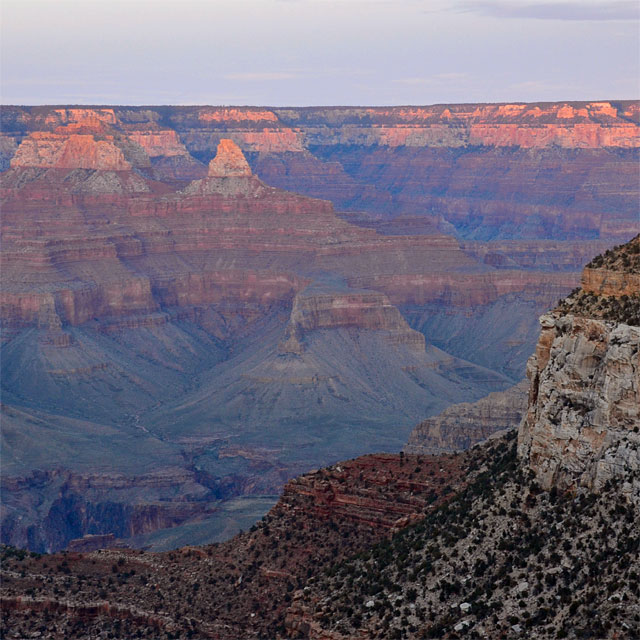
{"left": 1, "top": 0, "right": 638, "bottom": 105}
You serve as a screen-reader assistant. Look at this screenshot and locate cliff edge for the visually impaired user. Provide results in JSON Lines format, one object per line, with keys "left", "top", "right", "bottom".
{"left": 518, "top": 234, "right": 640, "bottom": 502}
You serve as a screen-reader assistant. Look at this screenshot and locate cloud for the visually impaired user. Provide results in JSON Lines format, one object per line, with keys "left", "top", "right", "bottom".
{"left": 223, "top": 72, "right": 298, "bottom": 81}
{"left": 454, "top": 1, "right": 640, "bottom": 21}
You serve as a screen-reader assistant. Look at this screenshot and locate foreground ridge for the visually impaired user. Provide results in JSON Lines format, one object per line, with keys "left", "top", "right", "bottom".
{"left": 287, "top": 433, "right": 639, "bottom": 639}
{"left": 0, "top": 451, "right": 472, "bottom": 638}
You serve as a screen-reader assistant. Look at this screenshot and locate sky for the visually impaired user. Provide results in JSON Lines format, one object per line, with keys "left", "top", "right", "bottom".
{"left": 1, "top": 0, "right": 638, "bottom": 106}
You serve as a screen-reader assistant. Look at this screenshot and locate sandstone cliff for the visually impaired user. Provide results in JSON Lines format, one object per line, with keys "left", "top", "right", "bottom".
{"left": 10, "top": 132, "right": 131, "bottom": 171}
{"left": 181, "top": 138, "right": 265, "bottom": 196}
{"left": 207, "top": 138, "right": 252, "bottom": 177}
{"left": 518, "top": 235, "right": 640, "bottom": 502}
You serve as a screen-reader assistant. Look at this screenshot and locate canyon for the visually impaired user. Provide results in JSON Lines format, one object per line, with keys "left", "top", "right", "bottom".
{"left": 0, "top": 231, "right": 639, "bottom": 638}
{"left": 0, "top": 102, "right": 638, "bottom": 551}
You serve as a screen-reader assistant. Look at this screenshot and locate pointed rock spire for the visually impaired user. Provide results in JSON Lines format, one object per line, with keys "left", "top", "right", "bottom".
{"left": 208, "top": 139, "right": 252, "bottom": 178}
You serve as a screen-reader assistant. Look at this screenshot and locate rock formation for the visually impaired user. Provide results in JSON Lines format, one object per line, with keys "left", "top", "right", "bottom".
{"left": 10, "top": 132, "right": 131, "bottom": 171}
{"left": 404, "top": 379, "right": 528, "bottom": 455}
{"left": 2, "top": 101, "right": 638, "bottom": 240}
{"left": 181, "top": 138, "right": 265, "bottom": 196}
{"left": 207, "top": 138, "right": 252, "bottom": 177}
{"left": 518, "top": 235, "right": 640, "bottom": 502}
{"left": 280, "top": 289, "right": 425, "bottom": 354}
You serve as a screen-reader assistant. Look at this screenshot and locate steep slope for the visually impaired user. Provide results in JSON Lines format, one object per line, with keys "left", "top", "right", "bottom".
{"left": 145, "top": 288, "right": 510, "bottom": 476}
{"left": 519, "top": 234, "right": 640, "bottom": 500}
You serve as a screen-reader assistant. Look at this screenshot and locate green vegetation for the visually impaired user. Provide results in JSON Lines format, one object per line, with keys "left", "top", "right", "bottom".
{"left": 307, "top": 432, "right": 640, "bottom": 639}
{"left": 586, "top": 234, "right": 640, "bottom": 273}
{"left": 557, "top": 290, "right": 640, "bottom": 326}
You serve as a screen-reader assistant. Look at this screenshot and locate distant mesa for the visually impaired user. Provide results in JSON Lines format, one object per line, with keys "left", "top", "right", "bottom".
{"left": 208, "top": 139, "right": 252, "bottom": 177}
{"left": 10, "top": 132, "right": 131, "bottom": 172}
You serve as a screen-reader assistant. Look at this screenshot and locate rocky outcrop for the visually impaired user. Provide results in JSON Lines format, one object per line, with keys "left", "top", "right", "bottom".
{"left": 207, "top": 138, "right": 252, "bottom": 177}
{"left": 404, "top": 379, "right": 528, "bottom": 455}
{"left": 582, "top": 267, "right": 640, "bottom": 298}
{"left": 10, "top": 132, "right": 131, "bottom": 171}
{"left": 280, "top": 452, "right": 466, "bottom": 532}
{"left": 125, "top": 129, "right": 188, "bottom": 159}
{"left": 66, "top": 533, "right": 128, "bottom": 553}
{"left": 286, "top": 431, "right": 640, "bottom": 640}
{"left": 518, "top": 236, "right": 640, "bottom": 502}
{"left": 518, "top": 313, "right": 640, "bottom": 500}
{"left": 580, "top": 236, "right": 640, "bottom": 299}
{"left": 280, "top": 289, "right": 425, "bottom": 354}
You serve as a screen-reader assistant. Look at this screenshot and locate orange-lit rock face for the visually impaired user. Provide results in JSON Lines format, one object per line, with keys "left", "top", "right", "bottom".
{"left": 581, "top": 267, "right": 640, "bottom": 298}
{"left": 234, "top": 129, "right": 305, "bottom": 152}
{"left": 127, "top": 130, "right": 189, "bottom": 158}
{"left": 208, "top": 139, "right": 252, "bottom": 177}
{"left": 198, "top": 108, "right": 279, "bottom": 123}
{"left": 270, "top": 101, "right": 639, "bottom": 149}
{"left": 42, "top": 108, "right": 117, "bottom": 128}
{"left": 10, "top": 132, "right": 131, "bottom": 171}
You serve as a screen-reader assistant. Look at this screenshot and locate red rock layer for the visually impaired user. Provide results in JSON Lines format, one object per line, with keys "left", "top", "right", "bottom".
{"left": 4, "top": 139, "right": 544, "bottom": 331}
{"left": 280, "top": 453, "right": 465, "bottom": 531}
{"left": 581, "top": 267, "right": 640, "bottom": 298}
{"left": 207, "top": 138, "right": 252, "bottom": 177}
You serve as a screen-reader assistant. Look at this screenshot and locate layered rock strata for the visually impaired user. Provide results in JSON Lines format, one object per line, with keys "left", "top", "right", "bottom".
{"left": 2, "top": 101, "right": 638, "bottom": 240}
{"left": 404, "top": 379, "right": 528, "bottom": 455}
{"left": 0, "top": 450, "right": 471, "bottom": 639}
{"left": 2, "top": 102, "right": 637, "bottom": 552}
{"left": 280, "top": 289, "right": 425, "bottom": 354}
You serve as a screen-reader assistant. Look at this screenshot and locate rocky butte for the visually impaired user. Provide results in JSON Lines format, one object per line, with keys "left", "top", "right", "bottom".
{"left": 0, "top": 103, "right": 638, "bottom": 552}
